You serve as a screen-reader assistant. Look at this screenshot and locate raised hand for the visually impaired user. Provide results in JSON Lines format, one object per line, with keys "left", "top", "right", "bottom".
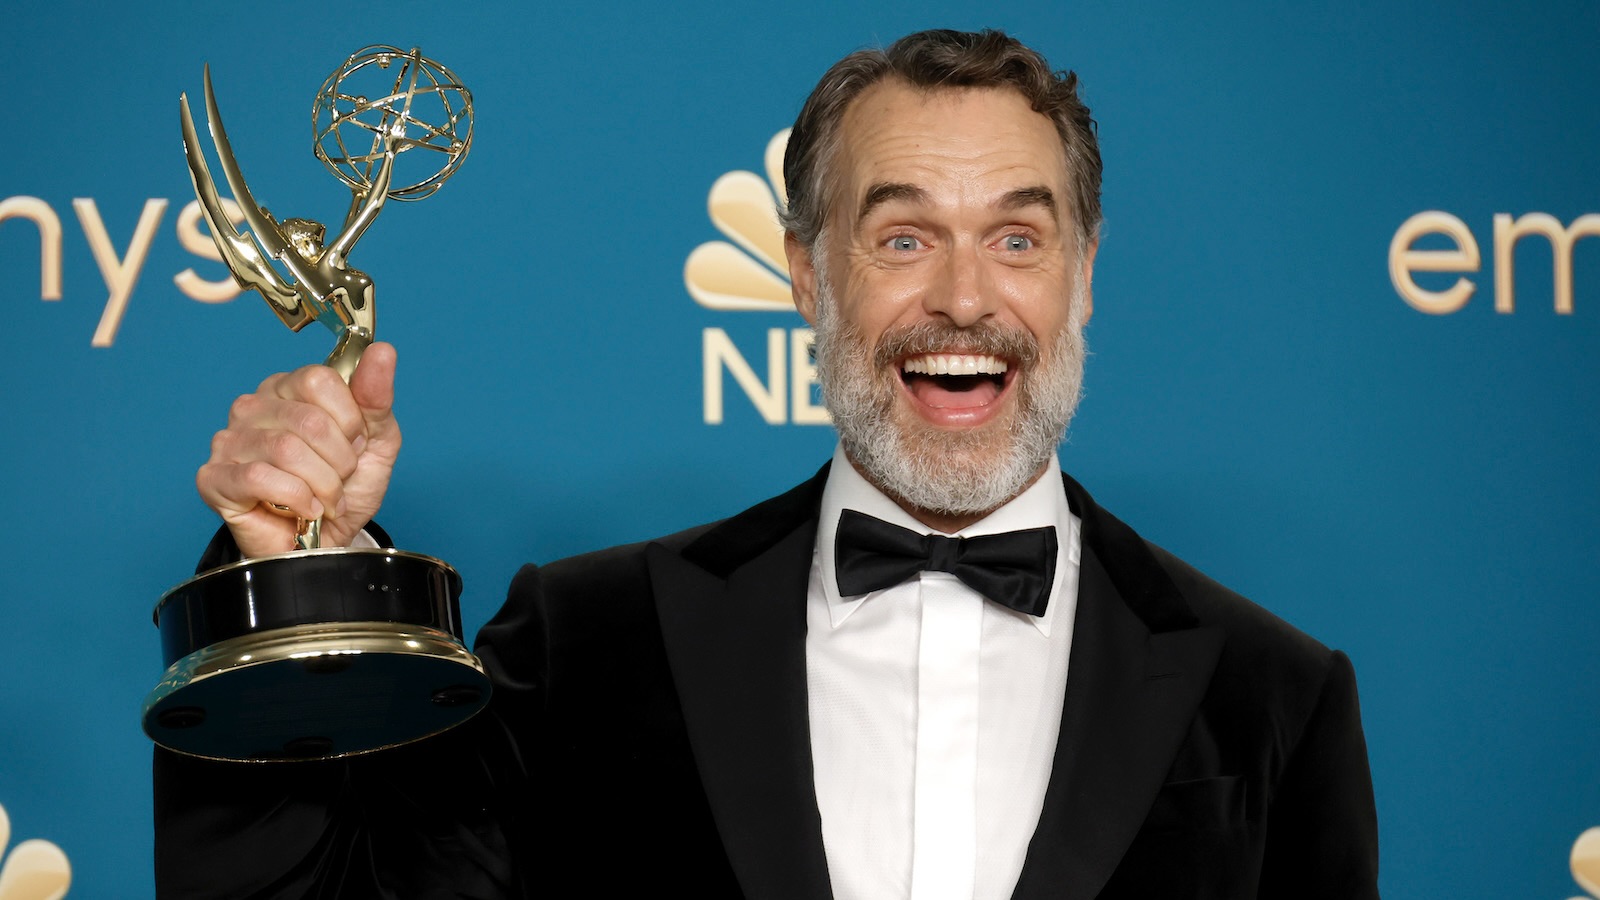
{"left": 197, "top": 342, "right": 400, "bottom": 559}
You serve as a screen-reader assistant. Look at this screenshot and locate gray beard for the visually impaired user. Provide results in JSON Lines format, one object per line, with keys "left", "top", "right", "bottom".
{"left": 812, "top": 272, "right": 1088, "bottom": 519}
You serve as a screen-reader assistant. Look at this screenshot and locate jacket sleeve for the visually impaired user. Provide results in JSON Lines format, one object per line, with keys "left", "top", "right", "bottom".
{"left": 1257, "top": 650, "right": 1381, "bottom": 899}
{"left": 153, "top": 724, "right": 521, "bottom": 898}
{"left": 152, "top": 527, "right": 528, "bottom": 899}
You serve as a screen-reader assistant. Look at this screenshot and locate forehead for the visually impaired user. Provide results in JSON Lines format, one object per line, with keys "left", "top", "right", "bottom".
{"left": 831, "top": 80, "right": 1070, "bottom": 219}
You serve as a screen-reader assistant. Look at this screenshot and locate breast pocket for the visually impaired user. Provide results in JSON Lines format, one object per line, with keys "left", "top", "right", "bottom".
{"left": 1097, "top": 776, "right": 1257, "bottom": 898}
{"left": 1141, "top": 774, "right": 1246, "bottom": 834}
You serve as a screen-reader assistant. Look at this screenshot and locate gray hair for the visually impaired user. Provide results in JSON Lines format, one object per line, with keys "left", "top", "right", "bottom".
{"left": 780, "top": 29, "right": 1103, "bottom": 252}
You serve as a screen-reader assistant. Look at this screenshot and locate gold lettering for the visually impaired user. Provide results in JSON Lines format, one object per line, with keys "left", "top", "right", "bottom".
{"left": 173, "top": 199, "right": 245, "bottom": 303}
{"left": 1492, "top": 211, "right": 1600, "bottom": 314}
{"left": 789, "top": 328, "right": 829, "bottom": 425}
{"left": 703, "top": 327, "right": 787, "bottom": 425}
{"left": 0, "top": 197, "right": 63, "bottom": 301}
{"left": 72, "top": 198, "right": 168, "bottom": 347}
{"left": 1389, "top": 211, "right": 1479, "bottom": 315}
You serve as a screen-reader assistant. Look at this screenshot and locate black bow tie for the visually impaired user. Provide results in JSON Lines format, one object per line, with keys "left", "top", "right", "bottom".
{"left": 833, "top": 509, "right": 1058, "bottom": 617}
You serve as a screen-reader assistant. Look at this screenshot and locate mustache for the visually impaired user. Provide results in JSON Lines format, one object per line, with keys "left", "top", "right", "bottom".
{"left": 871, "top": 320, "right": 1041, "bottom": 370}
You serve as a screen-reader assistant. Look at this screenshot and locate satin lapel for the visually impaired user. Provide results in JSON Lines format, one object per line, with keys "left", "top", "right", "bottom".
{"left": 646, "top": 489, "right": 833, "bottom": 900}
{"left": 1011, "top": 484, "right": 1226, "bottom": 900}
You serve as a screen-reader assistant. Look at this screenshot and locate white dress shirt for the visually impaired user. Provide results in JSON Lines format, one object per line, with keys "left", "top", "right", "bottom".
{"left": 807, "top": 447, "right": 1082, "bottom": 900}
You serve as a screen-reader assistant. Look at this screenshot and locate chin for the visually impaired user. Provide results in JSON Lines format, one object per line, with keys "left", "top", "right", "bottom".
{"left": 844, "top": 401, "right": 1051, "bottom": 518}
{"left": 811, "top": 273, "right": 1089, "bottom": 519}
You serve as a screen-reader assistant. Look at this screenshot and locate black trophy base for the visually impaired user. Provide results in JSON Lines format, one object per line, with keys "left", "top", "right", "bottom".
{"left": 143, "top": 547, "right": 490, "bottom": 762}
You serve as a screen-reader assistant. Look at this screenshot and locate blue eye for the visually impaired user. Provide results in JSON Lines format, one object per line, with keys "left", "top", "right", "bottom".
{"left": 1003, "top": 235, "right": 1033, "bottom": 251}
{"left": 888, "top": 236, "right": 920, "bottom": 251}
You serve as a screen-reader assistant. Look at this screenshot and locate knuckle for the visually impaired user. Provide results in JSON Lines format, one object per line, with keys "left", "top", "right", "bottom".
{"left": 301, "top": 365, "right": 345, "bottom": 396}
{"left": 237, "top": 460, "right": 276, "bottom": 492}
{"left": 296, "top": 407, "right": 334, "bottom": 444}
{"left": 196, "top": 462, "right": 220, "bottom": 497}
{"left": 227, "top": 393, "right": 262, "bottom": 425}
{"left": 266, "top": 429, "right": 304, "bottom": 465}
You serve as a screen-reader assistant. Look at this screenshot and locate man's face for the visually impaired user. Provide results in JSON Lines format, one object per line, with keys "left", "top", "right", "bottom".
{"left": 788, "top": 80, "right": 1097, "bottom": 526}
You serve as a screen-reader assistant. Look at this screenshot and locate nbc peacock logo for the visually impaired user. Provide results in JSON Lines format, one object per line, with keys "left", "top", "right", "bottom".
{"left": 0, "top": 801, "right": 70, "bottom": 900}
{"left": 1572, "top": 827, "right": 1600, "bottom": 900}
{"left": 686, "top": 129, "right": 828, "bottom": 426}
{"left": 686, "top": 129, "right": 793, "bottom": 312}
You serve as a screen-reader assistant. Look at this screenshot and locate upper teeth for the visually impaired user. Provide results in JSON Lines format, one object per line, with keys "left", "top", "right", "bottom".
{"left": 902, "top": 354, "right": 1008, "bottom": 376}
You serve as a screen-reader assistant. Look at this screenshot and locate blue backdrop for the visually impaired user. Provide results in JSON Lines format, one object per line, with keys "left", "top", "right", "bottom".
{"left": 1, "top": 2, "right": 1596, "bottom": 897}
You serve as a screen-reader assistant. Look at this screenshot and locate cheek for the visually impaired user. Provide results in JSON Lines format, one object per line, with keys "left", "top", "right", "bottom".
{"left": 997, "top": 271, "right": 1076, "bottom": 335}
{"left": 837, "top": 270, "right": 924, "bottom": 334}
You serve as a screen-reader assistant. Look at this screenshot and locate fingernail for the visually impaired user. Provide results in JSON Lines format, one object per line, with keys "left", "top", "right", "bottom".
{"left": 310, "top": 499, "right": 325, "bottom": 520}
{"left": 352, "top": 435, "right": 368, "bottom": 456}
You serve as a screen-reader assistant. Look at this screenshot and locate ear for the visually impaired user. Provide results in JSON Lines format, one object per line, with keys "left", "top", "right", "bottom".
{"left": 786, "top": 232, "right": 820, "bottom": 326}
{"left": 1079, "top": 237, "right": 1099, "bottom": 323}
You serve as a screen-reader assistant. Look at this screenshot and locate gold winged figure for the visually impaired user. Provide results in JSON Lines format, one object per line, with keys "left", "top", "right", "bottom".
{"left": 179, "top": 66, "right": 395, "bottom": 383}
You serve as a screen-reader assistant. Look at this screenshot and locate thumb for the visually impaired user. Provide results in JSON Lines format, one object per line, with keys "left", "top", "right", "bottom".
{"left": 349, "top": 341, "right": 399, "bottom": 443}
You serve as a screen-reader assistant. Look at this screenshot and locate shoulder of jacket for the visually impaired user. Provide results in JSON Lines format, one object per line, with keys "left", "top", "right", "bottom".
{"left": 1144, "top": 539, "right": 1340, "bottom": 687}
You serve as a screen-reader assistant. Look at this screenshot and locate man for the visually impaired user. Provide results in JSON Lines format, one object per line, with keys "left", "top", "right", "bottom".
{"left": 156, "top": 29, "right": 1380, "bottom": 899}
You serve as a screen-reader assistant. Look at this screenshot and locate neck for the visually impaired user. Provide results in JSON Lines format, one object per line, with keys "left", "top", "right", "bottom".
{"left": 843, "top": 454, "right": 1052, "bottom": 534}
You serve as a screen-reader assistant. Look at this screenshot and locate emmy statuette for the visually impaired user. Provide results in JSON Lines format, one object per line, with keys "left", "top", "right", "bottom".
{"left": 142, "top": 47, "right": 489, "bottom": 762}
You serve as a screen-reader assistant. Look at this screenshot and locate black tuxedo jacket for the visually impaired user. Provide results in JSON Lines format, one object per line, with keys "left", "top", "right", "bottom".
{"left": 155, "top": 466, "right": 1379, "bottom": 899}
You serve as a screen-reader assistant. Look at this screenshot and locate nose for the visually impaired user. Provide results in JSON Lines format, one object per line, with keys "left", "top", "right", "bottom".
{"left": 922, "top": 241, "right": 996, "bottom": 327}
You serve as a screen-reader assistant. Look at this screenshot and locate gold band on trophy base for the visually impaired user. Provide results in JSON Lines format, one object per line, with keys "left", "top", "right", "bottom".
{"left": 145, "top": 548, "right": 488, "bottom": 761}
{"left": 142, "top": 47, "right": 485, "bottom": 762}
{"left": 146, "top": 622, "right": 487, "bottom": 762}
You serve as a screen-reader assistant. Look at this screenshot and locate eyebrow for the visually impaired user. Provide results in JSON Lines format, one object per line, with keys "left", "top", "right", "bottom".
{"left": 854, "top": 182, "right": 1060, "bottom": 228}
{"left": 856, "top": 182, "right": 928, "bottom": 227}
{"left": 999, "top": 186, "right": 1057, "bottom": 217}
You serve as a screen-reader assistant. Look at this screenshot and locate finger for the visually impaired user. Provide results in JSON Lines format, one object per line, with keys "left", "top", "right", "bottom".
{"left": 207, "top": 427, "right": 350, "bottom": 518}
{"left": 201, "top": 502, "right": 301, "bottom": 560}
{"left": 199, "top": 459, "right": 325, "bottom": 523}
{"left": 225, "top": 393, "right": 362, "bottom": 482}
{"left": 348, "top": 342, "right": 399, "bottom": 446}
{"left": 262, "top": 364, "right": 368, "bottom": 444}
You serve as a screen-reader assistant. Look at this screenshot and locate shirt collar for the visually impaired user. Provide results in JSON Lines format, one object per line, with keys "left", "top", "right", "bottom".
{"left": 816, "top": 445, "right": 1080, "bottom": 636}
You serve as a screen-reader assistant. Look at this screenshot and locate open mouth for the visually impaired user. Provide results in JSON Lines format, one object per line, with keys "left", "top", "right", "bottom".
{"left": 899, "top": 353, "right": 1013, "bottom": 412}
